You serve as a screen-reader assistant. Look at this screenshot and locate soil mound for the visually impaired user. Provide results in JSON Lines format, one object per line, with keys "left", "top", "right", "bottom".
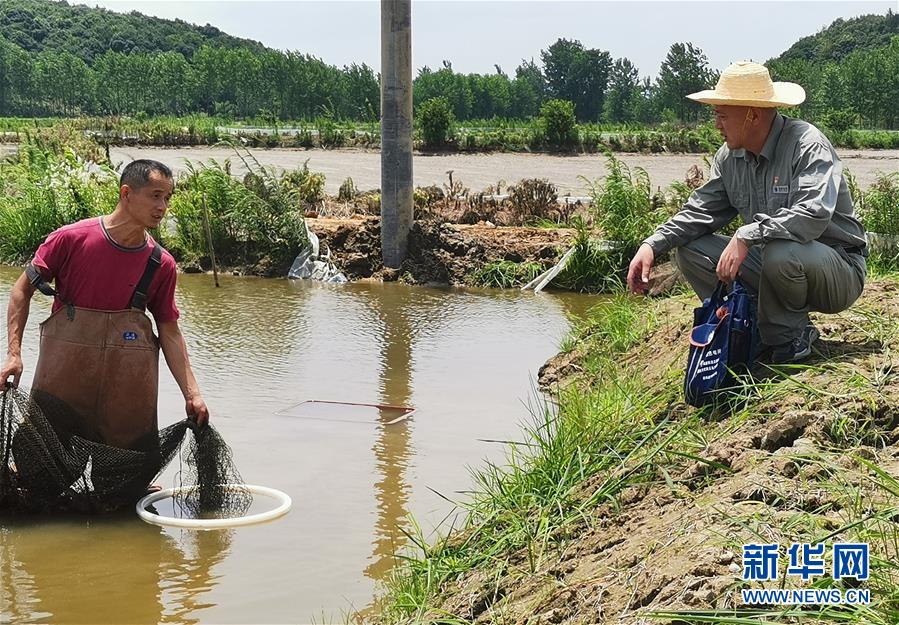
{"left": 308, "top": 217, "right": 574, "bottom": 285}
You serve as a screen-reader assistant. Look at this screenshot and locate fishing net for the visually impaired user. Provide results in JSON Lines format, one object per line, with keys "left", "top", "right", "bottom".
{"left": 0, "top": 385, "right": 252, "bottom": 517}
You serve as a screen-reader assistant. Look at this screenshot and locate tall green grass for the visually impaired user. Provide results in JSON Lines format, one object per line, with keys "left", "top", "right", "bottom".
{"left": 855, "top": 172, "right": 899, "bottom": 273}
{"left": 0, "top": 130, "right": 320, "bottom": 271}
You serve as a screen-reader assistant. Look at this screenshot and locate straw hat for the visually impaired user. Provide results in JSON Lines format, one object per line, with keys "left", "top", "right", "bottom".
{"left": 687, "top": 61, "right": 805, "bottom": 108}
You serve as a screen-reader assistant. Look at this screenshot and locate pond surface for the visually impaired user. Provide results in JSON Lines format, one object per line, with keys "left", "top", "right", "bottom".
{"left": 0, "top": 266, "right": 598, "bottom": 623}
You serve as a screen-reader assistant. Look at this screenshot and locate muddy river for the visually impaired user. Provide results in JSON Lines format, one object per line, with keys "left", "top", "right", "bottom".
{"left": 109, "top": 146, "right": 898, "bottom": 195}
{"left": 0, "top": 266, "right": 598, "bottom": 623}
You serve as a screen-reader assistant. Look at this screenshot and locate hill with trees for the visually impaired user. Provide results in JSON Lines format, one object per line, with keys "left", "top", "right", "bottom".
{"left": 0, "top": 0, "right": 265, "bottom": 63}
{"left": 773, "top": 9, "right": 898, "bottom": 64}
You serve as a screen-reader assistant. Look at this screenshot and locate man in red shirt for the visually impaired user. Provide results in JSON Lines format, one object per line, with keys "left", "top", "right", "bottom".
{"left": 2, "top": 160, "right": 208, "bottom": 461}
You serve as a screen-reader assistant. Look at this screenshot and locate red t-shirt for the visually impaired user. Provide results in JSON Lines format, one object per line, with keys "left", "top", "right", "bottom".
{"left": 32, "top": 217, "right": 180, "bottom": 323}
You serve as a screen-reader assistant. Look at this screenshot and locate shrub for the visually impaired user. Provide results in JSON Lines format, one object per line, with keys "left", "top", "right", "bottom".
{"left": 417, "top": 97, "right": 455, "bottom": 149}
{"left": 538, "top": 99, "right": 577, "bottom": 150}
{"left": 506, "top": 178, "right": 560, "bottom": 224}
{"left": 819, "top": 109, "right": 857, "bottom": 134}
{"left": 167, "top": 151, "right": 310, "bottom": 268}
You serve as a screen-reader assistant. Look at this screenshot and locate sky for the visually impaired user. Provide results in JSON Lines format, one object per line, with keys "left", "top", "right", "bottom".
{"left": 78, "top": 1, "right": 895, "bottom": 79}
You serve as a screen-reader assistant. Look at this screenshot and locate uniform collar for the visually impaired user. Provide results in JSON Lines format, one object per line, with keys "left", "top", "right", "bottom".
{"left": 759, "top": 113, "right": 785, "bottom": 163}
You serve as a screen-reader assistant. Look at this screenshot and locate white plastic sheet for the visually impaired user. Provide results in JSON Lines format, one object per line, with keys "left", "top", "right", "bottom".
{"left": 288, "top": 222, "right": 348, "bottom": 283}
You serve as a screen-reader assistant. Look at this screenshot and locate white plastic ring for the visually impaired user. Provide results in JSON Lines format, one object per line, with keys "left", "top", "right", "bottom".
{"left": 136, "top": 484, "right": 292, "bottom": 530}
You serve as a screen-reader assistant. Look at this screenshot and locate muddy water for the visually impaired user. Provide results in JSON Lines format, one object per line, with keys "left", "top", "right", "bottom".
{"left": 109, "top": 146, "right": 898, "bottom": 195}
{"left": 0, "top": 266, "right": 599, "bottom": 623}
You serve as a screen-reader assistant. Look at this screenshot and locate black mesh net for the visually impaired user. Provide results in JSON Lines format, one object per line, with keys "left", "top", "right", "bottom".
{"left": 0, "top": 385, "right": 252, "bottom": 518}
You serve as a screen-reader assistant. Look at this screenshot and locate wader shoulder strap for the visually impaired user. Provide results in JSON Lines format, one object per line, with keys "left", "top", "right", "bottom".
{"left": 25, "top": 263, "right": 57, "bottom": 297}
{"left": 129, "top": 244, "right": 164, "bottom": 311}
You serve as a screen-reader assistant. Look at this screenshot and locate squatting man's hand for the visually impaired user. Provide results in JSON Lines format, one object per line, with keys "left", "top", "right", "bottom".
{"left": 627, "top": 243, "right": 655, "bottom": 294}
{"left": 717, "top": 235, "right": 749, "bottom": 283}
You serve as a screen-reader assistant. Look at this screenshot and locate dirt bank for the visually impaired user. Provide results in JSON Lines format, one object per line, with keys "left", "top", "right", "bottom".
{"left": 387, "top": 277, "right": 899, "bottom": 624}
{"left": 308, "top": 217, "right": 574, "bottom": 285}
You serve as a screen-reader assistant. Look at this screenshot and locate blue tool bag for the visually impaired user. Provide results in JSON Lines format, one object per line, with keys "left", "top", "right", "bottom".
{"left": 684, "top": 280, "right": 757, "bottom": 406}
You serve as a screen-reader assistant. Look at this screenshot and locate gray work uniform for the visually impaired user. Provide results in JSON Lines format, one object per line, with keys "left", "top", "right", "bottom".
{"left": 643, "top": 113, "right": 867, "bottom": 346}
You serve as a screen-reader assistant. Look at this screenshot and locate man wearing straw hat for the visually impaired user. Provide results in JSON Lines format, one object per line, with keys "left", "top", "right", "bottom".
{"left": 628, "top": 61, "right": 867, "bottom": 364}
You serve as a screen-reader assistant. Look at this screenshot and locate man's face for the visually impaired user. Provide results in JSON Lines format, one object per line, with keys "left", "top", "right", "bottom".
{"left": 122, "top": 171, "right": 174, "bottom": 229}
{"left": 714, "top": 105, "right": 752, "bottom": 150}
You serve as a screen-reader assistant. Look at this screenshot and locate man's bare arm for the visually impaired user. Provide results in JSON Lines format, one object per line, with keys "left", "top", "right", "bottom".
{"left": 157, "top": 319, "right": 209, "bottom": 425}
{"left": 2, "top": 273, "right": 36, "bottom": 387}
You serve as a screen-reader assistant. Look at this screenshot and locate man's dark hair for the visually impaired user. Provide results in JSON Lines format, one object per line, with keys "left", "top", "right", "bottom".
{"left": 120, "top": 159, "right": 173, "bottom": 190}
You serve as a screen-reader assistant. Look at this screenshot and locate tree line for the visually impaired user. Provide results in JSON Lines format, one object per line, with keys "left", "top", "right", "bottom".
{"left": 0, "top": 36, "right": 723, "bottom": 124}
{"left": 0, "top": 23, "right": 896, "bottom": 129}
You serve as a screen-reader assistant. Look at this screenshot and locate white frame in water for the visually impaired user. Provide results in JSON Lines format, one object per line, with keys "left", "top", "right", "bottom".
{"left": 136, "top": 484, "right": 292, "bottom": 530}
{"left": 277, "top": 400, "right": 415, "bottom": 425}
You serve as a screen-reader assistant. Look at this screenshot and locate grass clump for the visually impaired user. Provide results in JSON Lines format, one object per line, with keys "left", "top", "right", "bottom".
{"left": 471, "top": 260, "right": 543, "bottom": 289}
{"left": 857, "top": 172, "right": 899, "bottom": 273}
{"left": 554, "top": 217, "right": 632, "bottom": 292}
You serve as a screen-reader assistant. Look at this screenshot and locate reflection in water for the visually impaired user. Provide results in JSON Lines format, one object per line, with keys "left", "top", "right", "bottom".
{"left": 0, "top": 514, "right": 231, "bottom": 625}
{"left": 160, "top": 529, "right": 234, "bottom": 624}
{"left": 365, "top": 288, "right": 415, "bottom": 582}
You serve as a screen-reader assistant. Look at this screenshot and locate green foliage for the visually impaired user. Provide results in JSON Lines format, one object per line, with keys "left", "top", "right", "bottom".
{"left": 603, "top": 58, "right": 641, "bottom": 124}
{"left": 471, "top": 260, "right": 543, "bottom": 288}
{"left": 166, "top": 151, "right": 311, "bottom": 269}
{"left": 555, "top": 218, "right": 633, "bottom": 292}
{"left": 0, "top": 0, "right": 263, "bottom": 62}
{"left": 858, "top": 172, "right": 899, "bottom": 235}
{"left": 585, "top": 153, "right": 664, "bottom": 244}
{"left": 416, "top": 97, "right": 455, "bottom": 149}
{"left": 656, "top": 43, "right": 717, "bottom": 124}
{"left": 858, "top": 172, "right": 899, "bottom": 273}
{"left": 1, "top": 2, "right": 896, "bottom": 132}
{"left": 0, "top": 136, "right": 116, "bottom": 263}
{"left": 541, "top": 38, "right": 612, "bottom": 122}
{"left": 538, "top": 99, "right": 577, "bottom": 149}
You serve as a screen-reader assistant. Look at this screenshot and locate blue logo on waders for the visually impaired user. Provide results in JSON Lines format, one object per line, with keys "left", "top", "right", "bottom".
{"left": 123, "top": 331, "right": 138, "bottom": 341}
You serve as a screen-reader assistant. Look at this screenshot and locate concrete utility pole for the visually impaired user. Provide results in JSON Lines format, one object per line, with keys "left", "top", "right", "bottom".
{"left": 380, "top": 0, "right": 413, "bottom": 268}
